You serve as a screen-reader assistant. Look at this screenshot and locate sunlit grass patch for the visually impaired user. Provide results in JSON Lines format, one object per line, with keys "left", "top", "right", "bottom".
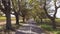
{"left": 0, "top": 16, "right": 15, "bottom": 21}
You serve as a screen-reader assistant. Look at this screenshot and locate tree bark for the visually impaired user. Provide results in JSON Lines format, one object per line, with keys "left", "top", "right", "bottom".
{"left": 40, "top": 18, "right": 43, "bottom": 24}
{"left": 15, "top": 13, "right": 19, "bottom": 25}
{"left": 23, "top": 16, "right": 25, "bottom": 23}
{"left": 6, "top": 13, "right": 12, "bottom": 30}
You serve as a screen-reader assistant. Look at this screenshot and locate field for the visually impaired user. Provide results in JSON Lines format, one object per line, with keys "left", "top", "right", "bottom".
{"left": 0, "top": 16, "right": 15, "bottom": 22}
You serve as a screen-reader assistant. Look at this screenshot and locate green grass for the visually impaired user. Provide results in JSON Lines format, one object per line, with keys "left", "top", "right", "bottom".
{"left": 0, "top": 16, "right": 15, "bottom": 21}
{"left": 41, "top": 24, "right": 53, "bottom": 31}
{"left": 0, "top": 16, "right": 6, "bottom": 21}
{"left": 40, "top": 24, "right": 60, "bottom": 34}
{"left": 27, "top": 18, "right": 60, "bottom": 34}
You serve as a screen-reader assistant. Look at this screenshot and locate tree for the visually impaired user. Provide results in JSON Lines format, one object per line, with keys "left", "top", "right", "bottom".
{"left": 41, "top": 0, "right": 60, "bottom": 29}
{"left": 28, "top": 0, "right": 47, "bottom": 23}
{"left": 11, "top": 0, "right": 20, "bottom": 25}
{"left": 0, "top": 0, "right": 12, "bottom": 30}
{"left": 18, "top": 0, "right": 32, "bottom": 23}
{"left": 12, "top": 0, "right": 31, "bottom": 23}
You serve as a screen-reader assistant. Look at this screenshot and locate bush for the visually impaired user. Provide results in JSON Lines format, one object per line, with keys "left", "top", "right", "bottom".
{"left": 41, "top": 24, "right": 53, "bottom": 31}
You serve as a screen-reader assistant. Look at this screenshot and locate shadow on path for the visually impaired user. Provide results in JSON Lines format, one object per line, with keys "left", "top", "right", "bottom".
{"left": 16, "top": 18, "right": 49, "bottom": 34}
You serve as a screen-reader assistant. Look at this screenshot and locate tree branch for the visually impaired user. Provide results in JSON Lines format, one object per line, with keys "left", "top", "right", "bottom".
{"left": 43, "top": 0, "right": 53, "bottom": 19}
{"left": 0, "top": 1, "right": 5, "bottom": 13}
{"left": 53, "top": 0, "right": 58, "bottom": 18}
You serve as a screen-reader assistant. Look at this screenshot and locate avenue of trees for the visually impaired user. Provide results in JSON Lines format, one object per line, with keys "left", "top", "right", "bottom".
{"left": 0, "top": 0, "right": 60, "bottom": 30}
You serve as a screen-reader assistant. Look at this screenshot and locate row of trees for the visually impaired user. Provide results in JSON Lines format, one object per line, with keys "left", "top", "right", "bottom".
{"left": 0, "top": 0, "right": 60, "bottom": 30}
{"left": 28, "top": 0, "right": 60, "bottom": 29}
{"left": 0, "top": 0, "right": 32, "bottom": 30}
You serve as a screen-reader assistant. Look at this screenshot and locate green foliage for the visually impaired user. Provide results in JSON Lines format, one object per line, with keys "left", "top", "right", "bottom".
{"left": 35, "top": 17, "right": 41, "bottom": 24}
{"left": 57, "top": 31, "right": 60, "bottom": 34}
{"left": 28, "top": 0, "right": 45, "bottom": 19}
{"left": 41, "top": 24, "right": 53, "bottom": 31}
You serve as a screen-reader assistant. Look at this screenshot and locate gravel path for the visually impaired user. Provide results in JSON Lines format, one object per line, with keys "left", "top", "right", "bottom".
{"left": 16, "top": 18, "right": 48, "bottom": 34}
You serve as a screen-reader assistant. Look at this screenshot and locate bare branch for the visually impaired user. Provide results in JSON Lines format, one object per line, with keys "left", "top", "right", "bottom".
{"left": 53, "top": 0, "right": 58, "bottom": 18}
{"left": 0, "top": 1, "right": 5, "bottom": 13}
{"left": 43, "top": 0, "right": 53, "bottom": 19}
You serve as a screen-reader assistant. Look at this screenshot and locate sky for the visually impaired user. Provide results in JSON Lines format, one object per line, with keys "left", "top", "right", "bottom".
{"left": 56, "top": 8, "right": 60, "bottom": 18}
{"left": 49, "top": 7, "right": 60, "bottom": 18}
{"left": 56, "top": 0, "right": 60, "bottom": 18}
{"left": 48, "top": 0, "right": 60, "bottom": 18}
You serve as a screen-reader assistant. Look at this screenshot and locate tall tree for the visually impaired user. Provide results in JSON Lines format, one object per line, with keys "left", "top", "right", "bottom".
{"left": 19, "top": 0, "right": 31, "bottom": 23}
{"left": 0, "top": 0, "right": 12, "bottom": 30}
{"left": 11, "top": 0, "right": 20, "bottom": 25}
{"left": 28, "top": 0, "right": 46, "bottom": 23}
{"left": 42, "top": 0, "right": 60, "bottom": 29}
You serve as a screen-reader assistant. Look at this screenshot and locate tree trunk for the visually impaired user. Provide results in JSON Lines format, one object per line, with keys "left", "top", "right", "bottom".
{"left": 6, "top": 13, "right": 12, "bottom": 30}
{"left": 40, "top": 18, "right": 43, "bottom": 24}
{"left": 51, "top": 18, "right": 56, "bottom": 29}
{"left": 15, "top": 13, "right": 19, "bottom": 25}
{"left": 23, "top": 16, "right": 25, "bottom": 23}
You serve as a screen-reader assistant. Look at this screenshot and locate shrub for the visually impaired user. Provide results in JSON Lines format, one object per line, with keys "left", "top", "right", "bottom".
{"left": 41, "top": 24, "right": 53, "bottom": 31}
